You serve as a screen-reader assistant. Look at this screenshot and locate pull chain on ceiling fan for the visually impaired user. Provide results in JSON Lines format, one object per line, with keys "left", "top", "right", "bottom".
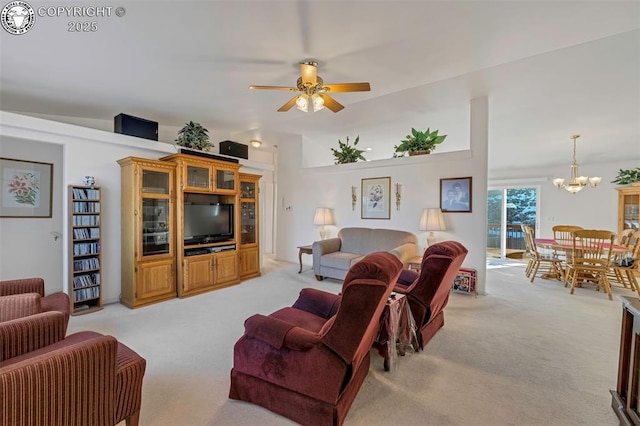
{"left": 249, "top": 61, "right": 371, "bottom": 113}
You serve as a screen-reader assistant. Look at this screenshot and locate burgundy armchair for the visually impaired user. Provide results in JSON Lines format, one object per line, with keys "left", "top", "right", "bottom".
{"left": 0, "top": 277, "right": 70, "bottom": 330}
{"left": 0, "top": 311, "right": 146, "bottom": 426}
{"left": 394, "top": 241, "right": 468, "bottom": 350}
{"left": 229, "top": 251, "right": 403, "bottom": 426}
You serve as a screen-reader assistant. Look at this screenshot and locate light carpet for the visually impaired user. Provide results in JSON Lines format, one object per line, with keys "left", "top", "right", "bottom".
{"left": 68, "top": 258, "right": 632, "bottom": 425}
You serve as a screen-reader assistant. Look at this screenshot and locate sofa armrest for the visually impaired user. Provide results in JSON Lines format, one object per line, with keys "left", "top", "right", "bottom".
{"left": 292, "top": 288, "right": 341, "bottom": 319}
{"left": 312, "top": 238, "right": 341, "bottom": 275}
{"left": 0, "top": 335, "right": 118, "bottom": 425}
{"left": 0, "top": 293, "right": 42, "bottom": 322}
{"left": 0, "top": 277, "right": 45, "bottom": 297}
{"left": 389, "top": 242, "right": 418, "bottom": 265}
{"left": 244, "top": 314, "right": 320, "bottom": 351}
{"left": 0, "top": 311, "right": 66, "bottom": 361}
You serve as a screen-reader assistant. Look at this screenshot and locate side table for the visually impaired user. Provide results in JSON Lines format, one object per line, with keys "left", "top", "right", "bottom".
{"left": 374, "top": 293, "right": 418, "bottom": 371}
{"left": 297, "top": 245, "right": 313, "bottom": 274}
{"left": 408, "top": 255, "right": 422, "bottom": 272}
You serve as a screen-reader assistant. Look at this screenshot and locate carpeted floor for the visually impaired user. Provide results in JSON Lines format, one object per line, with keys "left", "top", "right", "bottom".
{"left": 68, "top": 258, "right": 632, "bottom": 425}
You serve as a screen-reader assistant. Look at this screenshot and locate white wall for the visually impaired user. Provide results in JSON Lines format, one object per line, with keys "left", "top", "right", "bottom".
{"left": 0, "top": 138, "right": 64, "bottom": 291}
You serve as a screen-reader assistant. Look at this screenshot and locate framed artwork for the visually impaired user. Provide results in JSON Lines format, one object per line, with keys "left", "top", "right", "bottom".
{"left": 0, "top": 158, "right": 53, "bottom": 218}
{"left": 440, "top": 176, "right": 472, "bottom": 213}
{"left": 361, "top": 176, "right": 391, "bottom": 219}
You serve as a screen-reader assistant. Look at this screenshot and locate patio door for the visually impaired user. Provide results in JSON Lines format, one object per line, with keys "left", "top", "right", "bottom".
{"left": 487, "top": 186, "right": 539, "bottom": 259}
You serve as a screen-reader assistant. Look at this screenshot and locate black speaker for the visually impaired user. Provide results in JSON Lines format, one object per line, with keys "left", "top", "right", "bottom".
{"left": 114, "top": 113, "right": 158, "bottom": 141}
{"left": 219, "top": 140, "right": 248, "bottom": 159}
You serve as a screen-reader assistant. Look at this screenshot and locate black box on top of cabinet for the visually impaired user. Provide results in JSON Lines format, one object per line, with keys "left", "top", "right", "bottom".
{"left": 219, "top": 140, "right": 248, "bottom": 159}
{"left": 114, "top": 113, "right": 158, "bottom": 141}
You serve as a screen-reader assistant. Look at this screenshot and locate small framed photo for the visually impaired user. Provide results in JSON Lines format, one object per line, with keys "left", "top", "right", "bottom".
{"left": 0, "top": 158, "right": 53, "bottom": 218}
{"left": 440, "top": 177, "right": 472, "bottom": 213}
{"left": 361, "top": 176, "right": 391, "bottom": 219}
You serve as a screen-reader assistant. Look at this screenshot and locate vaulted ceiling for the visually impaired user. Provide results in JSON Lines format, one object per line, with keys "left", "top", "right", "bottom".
{"left": 1, "top": 1, "right": 638, "bottom": 170}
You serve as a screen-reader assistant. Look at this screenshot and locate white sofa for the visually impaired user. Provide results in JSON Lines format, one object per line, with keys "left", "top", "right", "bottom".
{"left": 312, "top": 227, "right": 418, "bottom": 281}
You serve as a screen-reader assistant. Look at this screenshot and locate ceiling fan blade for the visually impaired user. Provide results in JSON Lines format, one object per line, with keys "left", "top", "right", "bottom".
{"left": 320, "top": 94, "right": 344, "bottom": 113}
{"left": 277, "top": 96, "right": 299, "bottom": 112}
{"left": 249, "top": 85, "right": 297, "bottom": 91}
{"left": 324, "top": 82, "right": 371, "bottom": 93}
{"left": 300, "top": 62, "right": 317, "bottom": 85}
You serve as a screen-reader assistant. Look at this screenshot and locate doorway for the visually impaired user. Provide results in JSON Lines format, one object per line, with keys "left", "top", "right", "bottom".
{"left": 487, "top": 186, "right": 539, "bottom": 259}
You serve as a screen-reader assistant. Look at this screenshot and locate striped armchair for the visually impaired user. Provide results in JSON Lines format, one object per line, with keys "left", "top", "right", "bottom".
{"left": 0, "top": 277, "right": 70, "bottom": 330}
{"left": 0, "top": 311, "right": 146, "bottom": 426}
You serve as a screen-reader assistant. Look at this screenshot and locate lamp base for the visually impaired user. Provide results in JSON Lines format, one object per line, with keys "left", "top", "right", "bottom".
{"left": 319, "top": 226, "right": 328, "bottom": 240}
{"left": 427, "top": 232, "right": 436, "bottom": 246}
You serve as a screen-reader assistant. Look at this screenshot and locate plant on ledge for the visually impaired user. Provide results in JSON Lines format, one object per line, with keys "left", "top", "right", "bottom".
{"left": 393, "top": 128, "right": 447, "bottom": 157}
{"left": 331, "top": 135, "right": 366, "bottom": 164}
{"left": 612, "top": 168, "right": 640, "bottom": 186}
{"left": 175, "top": 121, "right": 212, "bottom": 152}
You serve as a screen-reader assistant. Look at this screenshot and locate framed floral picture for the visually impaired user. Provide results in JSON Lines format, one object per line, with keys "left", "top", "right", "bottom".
{"left": 0, "top": 158, "right": 53, "bottom": 218}
{"left": 361, "top": 176, "right": 391, "bottom": 219}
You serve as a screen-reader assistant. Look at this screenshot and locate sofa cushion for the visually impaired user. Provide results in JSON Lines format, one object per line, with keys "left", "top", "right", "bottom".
{"left": 320, "top": 252, "right": 362, "bottom": 270}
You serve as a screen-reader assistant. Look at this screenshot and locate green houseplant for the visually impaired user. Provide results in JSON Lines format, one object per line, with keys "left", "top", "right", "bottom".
{"left": 331, "top": 135, "right": 366, "bottom": 164}
{"left": 612, "top": 168, "right": 640, "bottom": 186}
{"left": 393, "top": 128, "right": 447, "bottom": 157}
{"left": 175, "top": 121, "right": 212, "bottom": 152}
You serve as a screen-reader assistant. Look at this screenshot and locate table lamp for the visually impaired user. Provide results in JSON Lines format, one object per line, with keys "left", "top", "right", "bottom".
{"left": 419, "top": 208, "right": 446, "bottom": 246}
{"left": 314, "top": 207, "right": 335, "bottom": 240}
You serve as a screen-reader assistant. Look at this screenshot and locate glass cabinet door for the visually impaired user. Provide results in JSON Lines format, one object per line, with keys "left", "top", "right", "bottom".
{"left": 241, "top": 181, "right": 256, "bottom": 199}
{"left": 216, "top": 169, "right": 236, "bottom": 191}
{"left": 142, "top": 198, "right": 170, "bottom": 256}
{"left": 142, "top": 169, "right": 170, "bottom": 194}
{"left": 241, "top": 201, "right": 256, "bottom": 245}
{"left": 623, "top": 194, "right": 639, "bottom": 232}
{"left": 186, "top": 165, "right": 211, "bottom": 189}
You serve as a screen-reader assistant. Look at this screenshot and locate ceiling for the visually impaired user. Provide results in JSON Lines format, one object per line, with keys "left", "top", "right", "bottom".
{"left": 1, "top": 1, "right": 638, "bottom": 170}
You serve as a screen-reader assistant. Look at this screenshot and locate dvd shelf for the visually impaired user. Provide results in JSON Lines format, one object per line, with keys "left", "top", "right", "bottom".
{"left": 68, "top": 185, "right": 103, "bottom": 315}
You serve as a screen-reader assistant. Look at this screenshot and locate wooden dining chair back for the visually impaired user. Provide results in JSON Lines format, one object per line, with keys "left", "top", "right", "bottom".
{"left": 565, "top": 229, "right": 616, "bottom": 300}
{"left": 522, "top": 225, "right": 563, "bottom": 283}
{"left": 553, "top": 225, "right": 584, "bottom": 242}
{"left": 612, "top": 230, "right": 640, "bottom": 293}
{"left": 619, "top": 229, "right": 636, "bottom": 247}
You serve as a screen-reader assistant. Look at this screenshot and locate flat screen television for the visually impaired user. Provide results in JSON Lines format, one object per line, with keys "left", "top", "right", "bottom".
{"left": 183, "top": 203, "right": 234, "bottom": 245}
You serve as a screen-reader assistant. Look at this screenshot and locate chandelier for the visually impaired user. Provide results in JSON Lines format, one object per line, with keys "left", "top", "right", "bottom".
{"left": 552, "top": 134, "right": 601, "bottom": 194}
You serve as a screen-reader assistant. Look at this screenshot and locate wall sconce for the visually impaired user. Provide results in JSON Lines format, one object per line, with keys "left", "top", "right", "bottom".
{"left": 351, "top": 186, "right": 357, "bottom": 211}
{"left": 313, "top": 207, "right": 335, "bottom": 240}
{"left": 419, "top": 208, "right": 446, "bottom": 246}
{"left": 395, "top": 183, "right": 402, "bottom": 210}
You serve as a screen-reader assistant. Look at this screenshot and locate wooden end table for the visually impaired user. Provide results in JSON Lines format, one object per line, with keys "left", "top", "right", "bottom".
{"left": 408, "top": 255, "right": 422, "bottom": 272}
{"left": 297, "top": 245, "right": 313, "bottom": 273}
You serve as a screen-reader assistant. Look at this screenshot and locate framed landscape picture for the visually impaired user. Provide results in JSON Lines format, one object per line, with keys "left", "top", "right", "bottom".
{"left": 440, "top": 176, "right": 472, "bottom": 213}
{"left": 361, "top": 176, "right": 391, "bottom": 219}
{"left": 0, "top": 158, "right": 53, "bottom": 218}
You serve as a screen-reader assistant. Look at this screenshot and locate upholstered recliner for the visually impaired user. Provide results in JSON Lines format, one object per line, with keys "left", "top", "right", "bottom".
{"left": 0, "top": 277, "right": 70, "bottom": 330}
{"left": 229, "top": 251, "right": 403, "bottom": 426}
{"left": 0, "top": 311, "right": 146, "bottom": 426}
{"left": 394, "top": 241, "right": 468, "bottom": 350}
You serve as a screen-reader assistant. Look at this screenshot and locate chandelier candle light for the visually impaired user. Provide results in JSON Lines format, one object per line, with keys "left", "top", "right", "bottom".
{"left": 552, "top": 134, "right": 601, "bottom": 194}
{"left": 314, "top": 207, "right": 335, "bottom": 240}
{"left": 419, "top": 208, "right": 446, "bottom": 246}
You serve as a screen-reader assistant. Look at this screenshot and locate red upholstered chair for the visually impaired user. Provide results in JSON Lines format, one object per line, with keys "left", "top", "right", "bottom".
{"left": 229, "top": 251, "right": 403, "bottom": 426}
{"left": 0, "top": 311, "right": 146, "bottom": 426}
{"left": 0, "top": 277, "right": 70, "bottom": 331}
{"left": 394, "top": 241, "right": 468, "bottom": 350}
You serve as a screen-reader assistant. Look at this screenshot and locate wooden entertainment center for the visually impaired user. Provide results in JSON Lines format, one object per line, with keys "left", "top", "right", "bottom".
{"left": 118, "top": 153, "right": 261, "bottom": 308}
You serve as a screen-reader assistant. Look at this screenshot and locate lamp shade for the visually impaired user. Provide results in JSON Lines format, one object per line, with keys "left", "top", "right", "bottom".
{"left": 419, "top": 208, "right": 445, "bottom": 231}
{"left": 313, "top": 208, "right": 335, "bottom": 226}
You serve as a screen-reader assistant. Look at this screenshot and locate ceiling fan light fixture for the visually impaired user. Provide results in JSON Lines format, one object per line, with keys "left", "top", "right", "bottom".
{"left": 311, "top": 93, "right": 324, "bottom": 112}
{"left": 296, "top": 94, "right": 309, "bottom": 112}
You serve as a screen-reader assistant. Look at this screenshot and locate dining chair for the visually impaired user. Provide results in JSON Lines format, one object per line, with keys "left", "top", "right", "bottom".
{"left": 611, "top": 230, "right": 640, "bottom": 292}
{"left": 522, "top": 225, "right": 564, "bottom": 283}
{"left": 564, "top": 229, "right": 616, "bottom": 300}
{"left": 553, "top": 225, "right": 584, "bottom": 242}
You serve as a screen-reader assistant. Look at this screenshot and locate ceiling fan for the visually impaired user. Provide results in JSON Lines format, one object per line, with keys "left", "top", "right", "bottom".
{"left": 249, "top": 61, "right": 371, "bottom": 113}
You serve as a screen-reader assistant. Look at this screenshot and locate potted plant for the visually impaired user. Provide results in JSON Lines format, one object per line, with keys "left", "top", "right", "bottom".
{"left": 393, "top": 128, "right": 447, "bottom": 157}
{"left": 330, "top": 135, "right": 366, "bottom": 164}
{"left": 612, "top": 168, "right": 640, "bottom": 186}
{"left": 175, "top": 121, "right": 212, "bottom": 152}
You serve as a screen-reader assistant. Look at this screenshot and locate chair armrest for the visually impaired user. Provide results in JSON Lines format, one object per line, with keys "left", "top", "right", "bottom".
{"left": 0, "top": 293, "right": 42, "bottom": 322}
{"left": 0, "top": 311, "right": 66, "bottom": 361}
{"left": 292, "top": 288, "right": 341, "bottom": 319}
{"left": 393, "top": 269, "right": 419, "bottom": 293}
{"left": 0, "top": 335, "right": 118, "bottom": 425}
{"left": 0, "top": 277, "right": 45, "bottom": 297}
{"left": 312, "top": 238, "right": 341, "bottom": 275}
{"left": 244, "top": 314, "right": 320, "bottom": 351}
{"left": 390, "top": 243, "right": 417, "bottom": 265}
